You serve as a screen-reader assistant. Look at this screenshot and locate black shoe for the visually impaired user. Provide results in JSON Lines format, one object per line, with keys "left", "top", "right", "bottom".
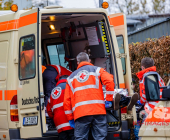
{"left": 114, "top": 93, "right": 121, "bottom": 110}
{"left": 127, "top": 93, "right": 138, "bottom": 111}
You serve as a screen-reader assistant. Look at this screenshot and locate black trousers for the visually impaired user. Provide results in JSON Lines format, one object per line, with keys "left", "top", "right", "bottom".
{"left": 74, "top": 115, "right": 107, "bottom": 140}
{"left": 58, "top": 129, "right": 74, "bottom": 140}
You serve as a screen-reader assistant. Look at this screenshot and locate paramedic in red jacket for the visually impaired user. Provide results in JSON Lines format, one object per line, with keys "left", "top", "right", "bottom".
{"left": 63, "top": 52, "right": 117, "bottom": 140}
{"left": 136, "top": 57, "right": 165, "bottom": 115}
{"left": 47, "top": 75, "right": 74, "bottom": 140}
{"left": 42, "top": 65, "right": 72, "bottom": 130}
{"left": 42, "top": 65, "right": 72, "bottom": 107}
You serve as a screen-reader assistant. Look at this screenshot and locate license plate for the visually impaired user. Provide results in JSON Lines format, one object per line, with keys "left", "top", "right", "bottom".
{"left": 23, "top": 116, "right": 38, "bottom": 126}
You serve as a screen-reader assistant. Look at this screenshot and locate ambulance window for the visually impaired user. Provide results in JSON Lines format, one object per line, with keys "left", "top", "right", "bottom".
{"left": 47, "top": 44, "right": 68, "bottom": 68}
{"left": 19, "top": 35, "right": 35, "bottom": 80}
{"left": 116, "top": 35, "right": 126, "bottom": 75}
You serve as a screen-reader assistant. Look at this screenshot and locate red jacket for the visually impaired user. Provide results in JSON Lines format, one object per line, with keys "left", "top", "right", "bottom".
{"left": 136, "top": 66, "right": 165, "bottom": 114}
{"left": 64, "top": 62, "right": 115, "bottom": 121}
{"left": 49, "top": 65, "right": 72, "bottom": 81}
{"left": 47, "top": 78, "right": 73, "bottom": 133}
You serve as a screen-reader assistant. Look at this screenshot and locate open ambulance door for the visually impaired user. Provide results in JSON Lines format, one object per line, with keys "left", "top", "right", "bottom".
{"left": 108, "top": 13, "right": 137, "bottom": 121}
{"left": 17, "top": 8, "right": 46, "bottom": 139}
{"left": 108, "top": 13, "right": 133, "bottom": 95}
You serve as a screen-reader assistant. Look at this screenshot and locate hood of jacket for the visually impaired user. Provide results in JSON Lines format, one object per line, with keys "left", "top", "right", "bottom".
{"left": 136, "top": 66, "right": 156, "bottom": 80}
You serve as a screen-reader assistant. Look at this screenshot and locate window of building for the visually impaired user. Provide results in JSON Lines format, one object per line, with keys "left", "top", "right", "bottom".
{"left": 47, "top": 44, "right": 68, "bottom": 68}
{"left": 19, "top": 35, "right": 36, "bottom": 80}
{"left": 116, "top": 35, "right": 126, "bottom": 75}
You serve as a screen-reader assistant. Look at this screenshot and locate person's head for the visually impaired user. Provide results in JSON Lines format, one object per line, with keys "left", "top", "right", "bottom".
{"left": 141, "top": 57, "right": 154, "bottom": 70}
{"left": 76, "top": 52, "right": 91, "bottom": 65}
{"left": 59, "top": 75, "right": 69, "bottom": 80}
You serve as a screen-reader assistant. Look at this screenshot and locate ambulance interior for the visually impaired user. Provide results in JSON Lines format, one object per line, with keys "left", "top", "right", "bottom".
{"left": 40, "top": 14, "right": 121, "bottom": 132}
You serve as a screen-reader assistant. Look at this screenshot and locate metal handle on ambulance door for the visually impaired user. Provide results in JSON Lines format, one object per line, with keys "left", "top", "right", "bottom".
{"left": 40, "top": 92, "right": 45, "bottom": 110}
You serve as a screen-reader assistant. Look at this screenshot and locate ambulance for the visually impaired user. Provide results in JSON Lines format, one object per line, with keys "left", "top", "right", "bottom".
{"left": 0, "top": 3, "right": 136, "bottom": 140}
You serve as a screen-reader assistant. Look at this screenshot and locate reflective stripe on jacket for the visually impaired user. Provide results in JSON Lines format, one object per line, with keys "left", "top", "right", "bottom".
{"left": 136, "top": 66, "right": 165, "bottom": 114}
{"left": 46, "top": 79, "right": 73, "bottom": 133}
{"left": 64, "top": 62, "right": 115, "bottom": 121}
{"left": 50, "top": 65, "right": 72, "bottom": 81}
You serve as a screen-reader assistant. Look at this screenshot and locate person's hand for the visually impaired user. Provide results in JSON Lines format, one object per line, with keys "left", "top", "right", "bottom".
{"left": 137, "top": 100, "right": 143, "bottom": 106}
{"left": 69, "top": 119, "right": 75, "bottom": 128}
{"left": 105, "top": 101, "right": 112, "bottom": 108}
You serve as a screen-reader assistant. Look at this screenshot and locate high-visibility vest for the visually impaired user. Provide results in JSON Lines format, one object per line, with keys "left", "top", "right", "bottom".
{"left": 64, "top": 62, "right": 115, "bottom": 121}
{"left": 136, "top": 66, "right": 165, "bottom": 114}
{"left": 46, "top": 79, "right": 73, "bottom": 133}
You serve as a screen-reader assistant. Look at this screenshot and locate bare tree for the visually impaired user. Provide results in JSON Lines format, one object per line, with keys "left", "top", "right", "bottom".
{"left": 0, "top": 0, "right": 3, "bottom": 10}
{"left": 32, "top": 0, "right": 60, "bottom": 8}
{"left": 0, "top": 0, "right": 14, "bottom": 10}
{"left": 140, "top": 0, "right": 149, "bottom": 14}
{"left": 152, "top": 0, "right": 166, "bottom": 14}
{"left": 109, "top": 0, "right": 169, "bottom": 14}
{"left": 111, "top": 0, "right": 139, "bottom": 15}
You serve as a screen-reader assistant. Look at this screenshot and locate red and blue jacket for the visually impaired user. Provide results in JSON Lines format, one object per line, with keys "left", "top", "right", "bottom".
{"left": 47, "top": 78, "right": 73, "bottom": 133}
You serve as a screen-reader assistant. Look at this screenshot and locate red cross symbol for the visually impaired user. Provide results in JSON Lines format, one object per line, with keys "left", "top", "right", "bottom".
{"left": 80, "top": 73, "right": 86, "bottom": 79}
{"left": 54, "top": 90, "right": 59, "bottom": 95}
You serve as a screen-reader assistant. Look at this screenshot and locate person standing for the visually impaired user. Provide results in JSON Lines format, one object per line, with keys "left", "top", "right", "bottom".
{"left": 47, "top": 75, "right": 74, "bottom": 140}
{"left": 136, "top": 57, "right": 165, "bottom": 117}
{"left": 63, "top": 52, "right": 119, "bottom": 140}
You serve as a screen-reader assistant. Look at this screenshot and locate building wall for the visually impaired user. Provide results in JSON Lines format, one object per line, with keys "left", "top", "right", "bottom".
{"left": 128, "top": 18, "right": 170, "bottom": 44}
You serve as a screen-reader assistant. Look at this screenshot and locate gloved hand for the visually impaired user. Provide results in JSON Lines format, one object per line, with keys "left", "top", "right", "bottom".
{"left": 137, "top": 100, "right": 143, "bottom": 106}
{"left": 105, "top": 101, "right": 112, "bottom": 108}
{"left": 69, "top": 119, "right": 75, "bottom": 128}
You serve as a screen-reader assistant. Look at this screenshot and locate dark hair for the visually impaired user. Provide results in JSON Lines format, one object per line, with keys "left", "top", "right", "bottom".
{"left": 141, "top": 57, "right": 154, "bottom": 68}
{"left": 59, "top": 75, "right": 69, "bottom": 80}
